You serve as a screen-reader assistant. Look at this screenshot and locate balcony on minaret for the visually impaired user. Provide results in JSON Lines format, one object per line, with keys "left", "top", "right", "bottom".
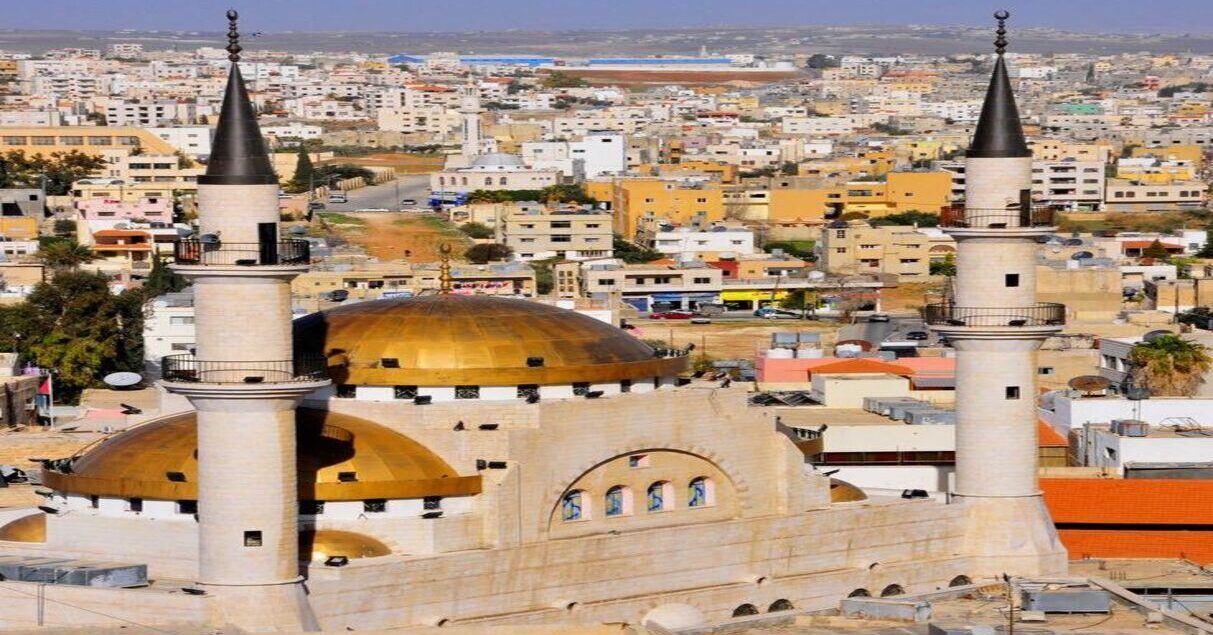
{"left": 161, "top": 352, "right": 329, "bottom": 385}
{"left": 173, "top": 236, "right": 311, "bottom": 267}
{"left": 939, "top": 204, "right": 1055, "bottom": 230}
{"left": 922, "top": 302, "right": 1066, "bottom": 329}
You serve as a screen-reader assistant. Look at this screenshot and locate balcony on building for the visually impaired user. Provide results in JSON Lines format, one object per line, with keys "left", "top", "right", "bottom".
{"left": 173, "top": 237, "right": 311, "bottom": 267}
{"left": 938, "top": 204, "right": 1056, "bottom": 230}
{"left": 922, "top": 302, "right": 1066, "bottom": 329}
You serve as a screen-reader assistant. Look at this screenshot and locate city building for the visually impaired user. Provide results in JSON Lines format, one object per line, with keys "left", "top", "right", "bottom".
{"left": 494, "top": 204, "right": 613, "bottom": 261}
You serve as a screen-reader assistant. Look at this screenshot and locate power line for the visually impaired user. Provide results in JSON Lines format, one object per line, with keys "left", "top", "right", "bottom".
{"left": 0, "top": 581, "right": 186, "bottom": 634}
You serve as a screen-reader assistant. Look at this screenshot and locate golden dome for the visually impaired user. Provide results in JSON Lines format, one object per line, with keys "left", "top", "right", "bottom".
{"left": 41, "top": 408, "right": 481, "bottom": 501}
{"left": 829, "top": 478, "right": 868, "bottom": 503}
{"left": 300, "top": 529, "right": 390, "bottom": 562}
{"left": 0, "top": 513, "right": 46, "bottom": 542}
{"left": 294, "top": 295, "right": 687, "bottom": 386}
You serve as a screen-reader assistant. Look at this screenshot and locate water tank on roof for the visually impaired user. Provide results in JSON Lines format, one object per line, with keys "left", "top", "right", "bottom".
{"left": 765, "top": 348, "right": 795, "bottom": 359}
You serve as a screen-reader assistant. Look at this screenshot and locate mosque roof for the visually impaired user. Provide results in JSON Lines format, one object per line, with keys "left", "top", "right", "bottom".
{"left": 470, "top": 153, "right": 526, "bottom": 168}
{"left": 294, "top": 295, "right": 688, "bottom": 386}
{"left": 41, "top": 408, "right": 481, "bottom": 501}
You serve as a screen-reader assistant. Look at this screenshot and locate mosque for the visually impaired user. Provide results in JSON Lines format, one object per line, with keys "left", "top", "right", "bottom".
{"left": 0, "top": 11, "right": 1067, "bottom": 633}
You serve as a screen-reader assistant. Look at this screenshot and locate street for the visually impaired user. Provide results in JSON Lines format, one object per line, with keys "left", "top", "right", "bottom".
{"left": 320, "top": 174, "right": 431, "bottom": 212}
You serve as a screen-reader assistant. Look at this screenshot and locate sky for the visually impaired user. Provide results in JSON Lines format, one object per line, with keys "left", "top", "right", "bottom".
{"left": 5, "top": 0, "right": 1213, "bottom": 33}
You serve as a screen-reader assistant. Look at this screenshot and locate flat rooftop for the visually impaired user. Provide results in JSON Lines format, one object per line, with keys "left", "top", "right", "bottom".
{"left": 774, "top": 407, "right": 912, "bottom": 427}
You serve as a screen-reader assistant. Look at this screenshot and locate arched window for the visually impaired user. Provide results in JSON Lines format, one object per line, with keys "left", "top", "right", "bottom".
{"left": 732, "top": 604, "right": 758, "bottom": 617}
{"left": 605, "top": 485, "right": 632, "bottom": 517}
{"left": 949, "top": 575, "right": 973, "bottom": 587}
{"left": 461, "top": 177, "right": 468, "bottom": 186}
{"left": 768, "top": 599, "right": 794, "bottom": 612}
{"left": 880, "top": 584, "right": 905, "bottom": 597}
{"left": 484, "top": 177, "right": 493, "bottom": 186}
{"left": 438, "top": 176, "right": 445, "bottom": 186}
{"left": 499, "top": 176, "right": 508, "bottom": 185}
{"left": 688, "top": 476, "right": 714, "bottom": 508}
{"left": 848, "top": 588, "right": 870, "bottom": 598}
{"left": 647, "top": 481, "right": 672, "bottom": 512}
{"left": 561, "top": 490, "right": 585, "bottom": 521}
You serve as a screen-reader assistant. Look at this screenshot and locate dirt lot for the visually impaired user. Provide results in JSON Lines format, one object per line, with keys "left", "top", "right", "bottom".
{"left": 880, "top": 281, "right": 942, "bottom": 312}
{"left": 318, "top": 153, "right": 443, "bottom": 174}
{"left": 318, "top": 212, "right": 470, "bottom": 263}
{"left": 628, "top": 318, "right": 841, "bottom": 360}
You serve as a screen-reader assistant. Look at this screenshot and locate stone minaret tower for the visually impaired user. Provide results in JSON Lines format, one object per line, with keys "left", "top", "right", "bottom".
{"left": 460, "top": 75, "right": 483, "bottom": 159}
{"left": 161, "top": 11, "right": 329, "bottom": 631}
{"left": 928, "top": 11, "right": 1067, "bottom": 575}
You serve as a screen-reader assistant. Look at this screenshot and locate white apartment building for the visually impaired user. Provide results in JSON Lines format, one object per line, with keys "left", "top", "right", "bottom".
{"left": 648, "top": 226, "right": 756, "bottom": 260}
{"left": 285, "top": 97, "right": 364, "bottom": 121}
{"left": 108, "top": 43, "right": 144, "bottom": 60}
{"left": 938, "top": 159, "right": 1105, "bottom": 210}
{"left": 520, "top": 133, "right": 626, "bottom": 179}
{"left": 149, "top": 126, "right": 213, "bottom": 158}
{"left": 432, "top": 153, "right": 562, "bottom": 193}
{"left": 781, "top": 116, "right": 855, "bottom": 136}
{"left": 0, "top": 109, "right": 60, "bottom": 126}
{"left": 376, "top": 105, "right": 462, "bottom": 135}
{"left": 259, "top": 123, "right": 324, "bottom": 142}
{"left": 142, "top": 290, "right": 196, "bottom": 377}
{"left": 104, "top": 99, "right": 198, "bottom": 126}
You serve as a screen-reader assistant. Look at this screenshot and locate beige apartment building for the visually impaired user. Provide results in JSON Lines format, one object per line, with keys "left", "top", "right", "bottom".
{"left": 292, "top": 261, "right": 536, "bottom": 309}
{"left": 495, "top": 205, "right": 613, "bottom": 261}
{"left": 559, "top": 260, "right": 724, "bottom": 311}
{"left": 818, "top": 221, "right": 936, "bottom": 280}
{"left": 1104, "top": 179, "right": 1207, "bottom": 211}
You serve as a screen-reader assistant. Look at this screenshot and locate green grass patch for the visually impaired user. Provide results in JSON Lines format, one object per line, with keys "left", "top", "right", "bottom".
{"left": 763, "top": 240, "right": 816, "bottom": 260}
{"left": 318, "top": 212, "right": 366, "bottom": 226}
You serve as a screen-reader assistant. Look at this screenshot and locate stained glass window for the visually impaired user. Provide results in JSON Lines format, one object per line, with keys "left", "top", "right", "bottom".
{"left": 688, "top": 477, "right": 708, "bottom": 508}
{"left": 561, "top": 490, "right": 583, "bottom": 521}
{"left": 605, "top": 486, "right": 624, "bottom": 517}
{"left": 647, "top": 482, "right": 667, "bottom": 512}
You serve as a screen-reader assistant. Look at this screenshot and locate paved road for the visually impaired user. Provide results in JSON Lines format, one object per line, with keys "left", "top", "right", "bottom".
{"left": 321, "top": 174, "right": 430, "bottom": 212}
{"left": 838, "top": 314, "right": 932, "bottom": 347}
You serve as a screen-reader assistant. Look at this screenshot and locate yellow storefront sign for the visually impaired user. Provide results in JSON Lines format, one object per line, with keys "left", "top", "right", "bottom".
{"left": 721, "top": 290, "right": 789, "bottom": 301}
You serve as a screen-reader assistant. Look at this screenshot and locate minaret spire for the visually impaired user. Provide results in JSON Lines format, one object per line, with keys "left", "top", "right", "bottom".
{"left": 200, "top": 9, "right": 277, "bottom": 185}
{"left": 966, "top": 10, "right": 1030, "bottom": 158}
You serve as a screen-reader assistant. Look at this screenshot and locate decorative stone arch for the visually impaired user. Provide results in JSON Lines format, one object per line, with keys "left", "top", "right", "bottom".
{"left": 768, "top": 599, "right": 794, "bottom": 612}
{"left": 949, "top": 575, "right": 973, "bottom": 587}
{"left": 732, "top": 603, "right": 759, "bottom": 617}
{"left": 847, "top": 588, "right": 871, "bottom": 598}
{"left": 539, "top": 444, "right": 749, "bottom": 538}
{"left": 880, "top": 584, "right": 905, "bottom": 597}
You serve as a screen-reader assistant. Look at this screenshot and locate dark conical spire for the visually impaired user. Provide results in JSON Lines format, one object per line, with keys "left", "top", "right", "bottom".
{"left": 966, "top": 10, "right": 1031, "bottom": 159}
{"left": 199, "top": 10, "right": 278, "bottom": 185}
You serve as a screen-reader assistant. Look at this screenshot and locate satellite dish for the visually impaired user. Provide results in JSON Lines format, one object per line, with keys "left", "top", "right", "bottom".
{"left": 1071, "top": 251, "right": 1094, "bottom": 260}
{"left": 1143, "top": 329, "right": 1173, "bottom": 342}
{"left": 103, "top": 372, "right": 143, "bottom": 389}
{"left": 1067, "top": 375, "right": 1111, "bottom": 395}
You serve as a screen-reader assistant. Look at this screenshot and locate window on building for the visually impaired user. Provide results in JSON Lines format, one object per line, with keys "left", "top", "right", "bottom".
{"left": 647, "top": 481, "right": 672, "bottom": 512}
{"left": 393, "top": 385, "right": 418, "bottom": 399}
{"left": 1005, "top": 386, "right": 1020, "bottom": 400}
{"left": 169, "top": 316, "right": 195, "bottom": 325}
{"left": 605, "top": 485, "right": 631, "bottom": 517}
{"left": 455, "top": 385, "right": 480, "bottom": 399}
{"left": 1038, "top": 367, "right": 1055, "bottom": 375}
{"left": 335, "top": 384, "right": 356, "bottom": 399}
{"left": 1005, "top": 273, "right": 1020, "bottom": 287}
{"left": 551, "top": 221, "right": 571, "bottom": 229}
{"left": 363, "top": 499, "right": 387, "bottom": 513}
{"left": 688, "top": 477, "right": 713, "bottom": 508}
{"left": 128, "top": 497, "right": 143, "bottom": 512}
{"left": 693, "top": 277, "right": 711, "bottom": 284}
{"left": 517, "top": 384, "right": 539, "bottom": 399}
{"left": 30, "top": 136, "right": 54, "bottom": 146}
{"left": 620, "top": 379, "right": 632, "bottom": 393}
{"left": 561, "top": 490, "right": 585, "bottom": 521}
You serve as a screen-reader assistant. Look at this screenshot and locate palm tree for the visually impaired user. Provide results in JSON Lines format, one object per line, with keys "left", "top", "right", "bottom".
{"left": 1129, "top": 335, "right": 1213, "bottom": 396}
{"left": 466, "top": 189, "right": 500, "bottom": 204}
{"left": 37, "top": 240, "right": 97, "bottom": 270}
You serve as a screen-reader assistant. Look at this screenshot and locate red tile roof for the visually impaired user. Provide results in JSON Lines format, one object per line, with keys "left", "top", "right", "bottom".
{"left": 1037, "top": 421, "right": 1069, "bottom": 448}
{"left": 1058, "top": 529, "right": 1213, "bottom": 564}
{"left": 1041, "top": 478, "right": 1213, "bottom": 525}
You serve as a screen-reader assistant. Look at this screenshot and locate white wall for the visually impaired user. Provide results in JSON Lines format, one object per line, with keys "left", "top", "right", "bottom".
{"left": 829, "top": 465, "right": 952, "bottom": 493}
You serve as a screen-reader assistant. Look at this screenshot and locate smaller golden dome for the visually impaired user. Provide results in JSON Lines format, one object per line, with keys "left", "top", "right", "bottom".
{"left": 0, "top": 514, "right": 46, "bottom": 542}
{"left": 829, "top": 478, "right": 868, "bottom": 503}
{"left": 300, "top": 529, "right": 390, "bottom": 562}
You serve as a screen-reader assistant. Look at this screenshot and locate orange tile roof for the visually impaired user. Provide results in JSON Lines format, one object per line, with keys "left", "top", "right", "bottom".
{"left": 806, "top": 358, "right": 914, "bottom": 378}
{"left": 1058, "top": 529, "right": 1213, "bottom": 564}
{"left": 1041, "top": 478, "right": 1213, "bottom": 525}
{"left": 1037, "top": 421, "right": 1069, "bottom": 447}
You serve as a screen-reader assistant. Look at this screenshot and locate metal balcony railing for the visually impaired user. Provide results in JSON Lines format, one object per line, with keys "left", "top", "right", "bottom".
{"left": 922, "top": 302, "right": 1066, "bottom": 328}
{"left": 161, "top": 353, "right": 329, "bottom": 384}
{"left": 939, "top": 206, "right": 1056, "bottom": 229}
{"left": 173, "top": 238, "right": 311, "bottom": 266}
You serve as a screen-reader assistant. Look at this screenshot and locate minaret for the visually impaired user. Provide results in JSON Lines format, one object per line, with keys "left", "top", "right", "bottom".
{"left": 928, "top": 11, "right": 1066, "bottom": 575}
{"left": 161, "top": 11, "right": 328, "bottom": 631}
{"left": 460, "top": 75, "right": 483, "bottom": 159}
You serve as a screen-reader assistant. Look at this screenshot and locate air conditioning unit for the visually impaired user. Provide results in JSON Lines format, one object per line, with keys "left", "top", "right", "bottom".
{"left": 1110, "top": 419, "right": 1148, "bottom": 437}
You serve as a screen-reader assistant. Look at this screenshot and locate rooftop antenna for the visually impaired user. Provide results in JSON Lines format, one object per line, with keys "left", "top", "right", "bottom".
{"left": 225, "top": 9, "right": 242, "bottom": 63}
{"left": 439, "top": 243, "right": 453, "bottom": 294}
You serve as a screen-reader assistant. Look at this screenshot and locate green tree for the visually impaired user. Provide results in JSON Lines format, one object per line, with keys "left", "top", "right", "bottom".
{"left": 465, "top": 243, "right": 513, "bottom": 264}
{"left": 529, "top": 257, "right": 560, "bottom": 295}
{"left": 37, "top": 240, "right": 97, "bottom": 270}
{"left": 612, "top": 236, "right": 663, "bottom": 264}
{"left": 52, "top": 219, "right": 77, "bottom": 236}
{"left": 541, "top": 71, "right": 589, "bottom": 89}
{"left": 143, "top": 252, "right": 190, "bottom": 297}
{"left": 930, "top": 253, "right": 957, "bottom": 276}
{"left": 289, "top": 145, "right": 315, "bottom": 193}
{"left": 459, "top": 222, "right": 494, "bottom": 239}
{"left": 1129, "top": 335, "right": 1213, "bottom": 396}
{"left": 1, "top": 271, "right": 146, "bottom": 401}
{"left": 780, "top": 161, "right": 799, "bottom": 176}
{"left": 869, "top": 211, "right": 941, "bottom": 228}
{"left": 1196, "top": 230, "right": 1213, "bottom": 258}
{"left": 315, "top": 164, "right": 375, "bottom": 183}
{"left": 0, "top": 150, "right": 107, "bottom": 195}
{"left": 466, "top": 190, "right": 504, "bottom": 204}
{"left": 763, "top": 240, "right": 815, "bottom": 260}
{"left": 1142, "top": 239, "right": 1171, "bottom": 260}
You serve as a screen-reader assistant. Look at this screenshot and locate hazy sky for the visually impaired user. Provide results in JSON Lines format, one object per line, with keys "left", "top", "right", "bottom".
{"left": 6, "top": 0, "right": 1213, "bottom": 33}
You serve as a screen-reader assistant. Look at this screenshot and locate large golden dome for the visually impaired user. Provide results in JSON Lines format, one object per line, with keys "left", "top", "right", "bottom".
{"left": 294, "top": 295, "right": 687, "bottom": 385}
{"left": 41, "top": 408, "right": 481, "bottom": 501}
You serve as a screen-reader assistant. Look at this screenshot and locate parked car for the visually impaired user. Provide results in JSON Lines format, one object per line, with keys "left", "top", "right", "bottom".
{"left": 868, "top": 313, "right": 891, "bottom": 322}
{"left": 906, "top": 331, "right": 930, "bottom": 341}
{"left": 754, "top": 308, "right": 801, "bottom": 320}
{"left": 690, "top": 317, "right": 712, "bottom": 324}
{"left": 308, "top": 201, "right": 326, "bottom": 211}
{"left": 1178, "top": 309, "right": 1213, "bottom": 330}
{"left": 650, "top": 311, "right": 694, "bottom": 320}
{"left": 401, "top": 198, "right": 417, "bottom": 206}
{"left": 328, "top": 193, "right": 348, "bottom": 204}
